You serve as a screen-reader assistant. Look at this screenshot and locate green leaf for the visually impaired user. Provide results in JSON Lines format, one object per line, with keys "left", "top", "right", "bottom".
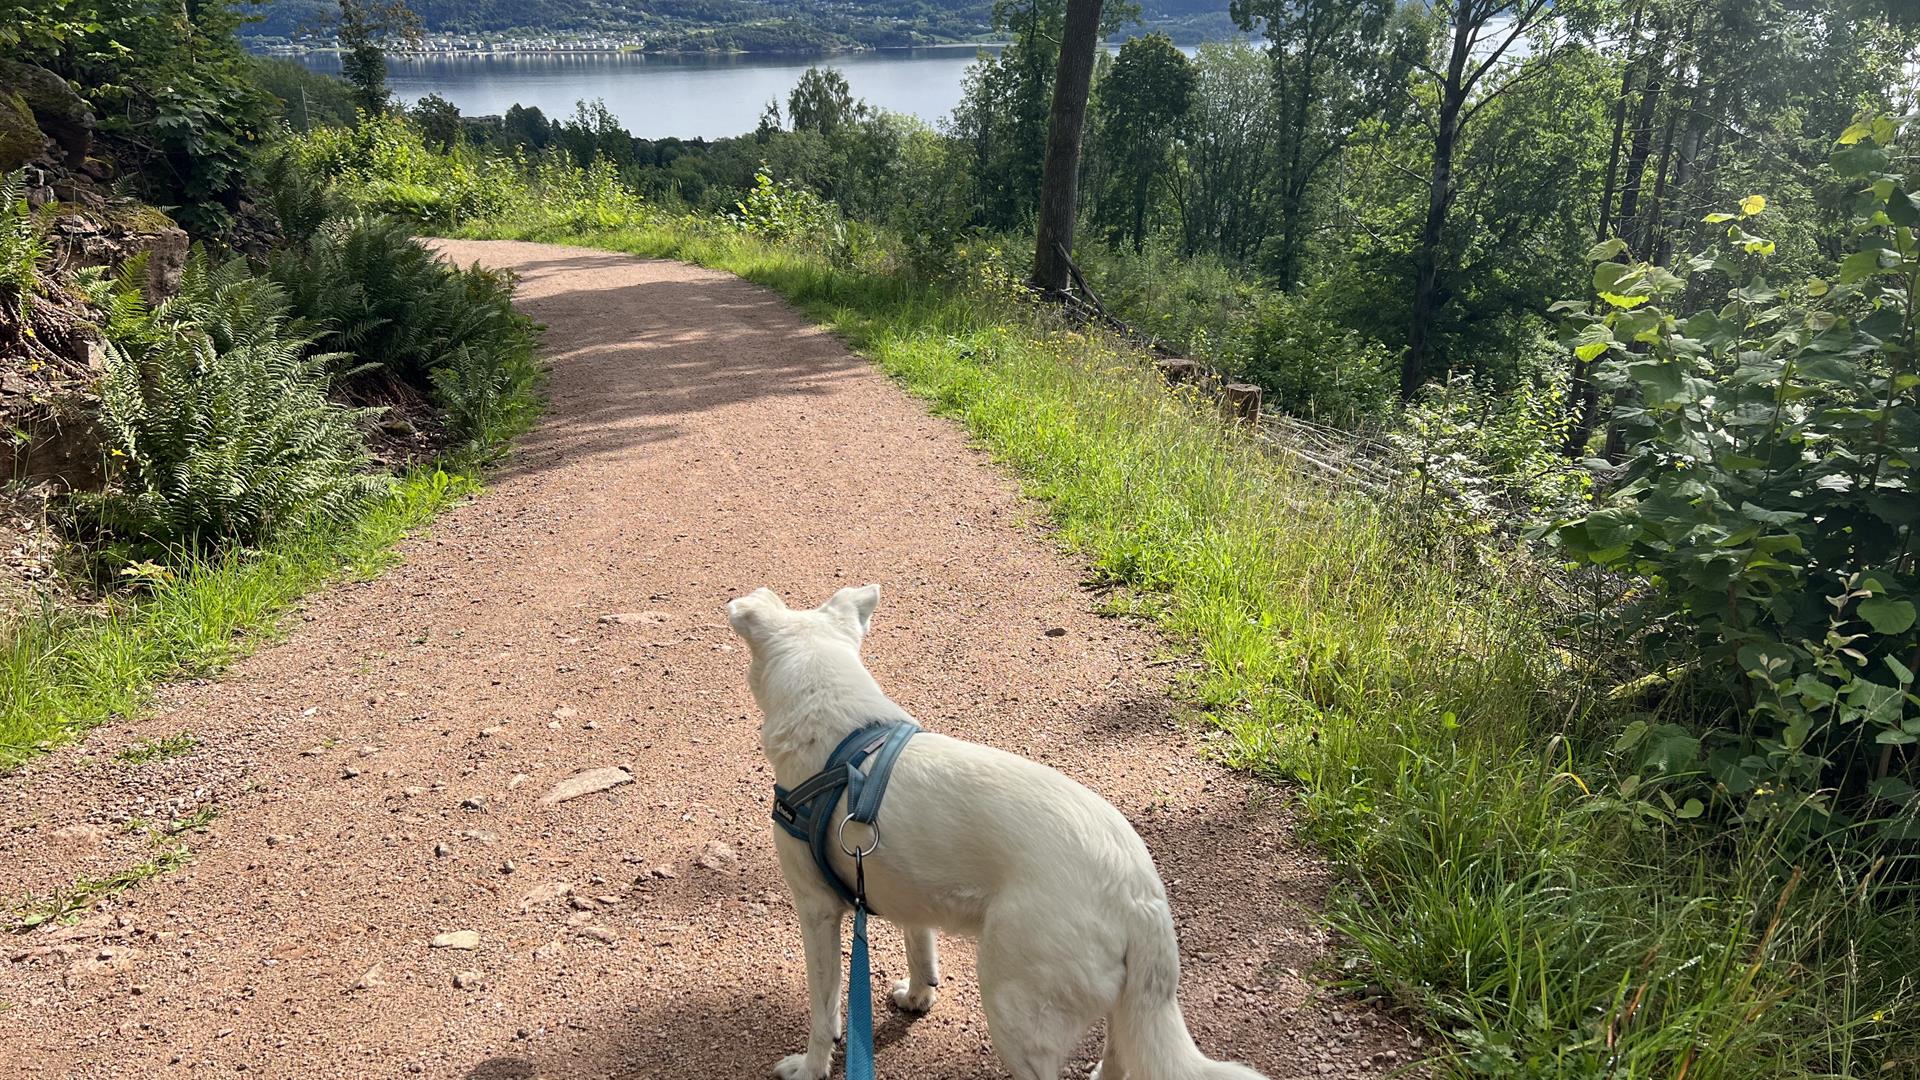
{"left": 1574, "top": 340, "right": 1610, "bottom": 363}
{"left": 1593, "top": 261, "right": 1630, "bottom": 292}
{"left": 1675, "top": 797, "right": 1704, "bottom": 819}
{"left": 1836, "top": 120, "right": 1875, "bottom": 146}
{"left": 1840, "top": 249, "right": 1886, "bottom": 284}
{"left": 1703, "top": 212, "right": 1736, "bottom": 224}
{"left": 1832, "top": 142, "right": 1891, "bottom": 177}
{"left": 1613, "top": 719, "right": 1650, "bottom": 752}
{"left": 1888, "top": 188, "right": 1920, "bottom": 228}
{"left": 1587, "top": 238, "right": 1628, "bottom": 262}
{"left": 1869, "top": 776, "right": 1915, "bottom": 801}
{"left": 1600, "top": 291, "right": 1651, "bottom": 310}
{"left": 1792, "top": 673, "right": 1837, "bottom": 704}
{"left": 1627, "top": 359, "right": 1693, "bottom": 405}
{"left": 1859, "top": 597, "right": 1916, "bottom": 634}
{"left": 1851, "top": 679, "right": 1906, "bottom": 725}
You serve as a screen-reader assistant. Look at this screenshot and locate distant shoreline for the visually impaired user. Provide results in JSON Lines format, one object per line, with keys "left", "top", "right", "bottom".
{"left": 250, "top": 33, "right": 1234, "bottom": 61}
{"left": 255, "top": 41, "right": 1011, "bottom": 60}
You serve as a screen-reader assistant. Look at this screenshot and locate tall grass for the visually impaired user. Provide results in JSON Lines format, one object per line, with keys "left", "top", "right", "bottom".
{"left": 449, "top": 203, "right": 1918, "bottom": 1077}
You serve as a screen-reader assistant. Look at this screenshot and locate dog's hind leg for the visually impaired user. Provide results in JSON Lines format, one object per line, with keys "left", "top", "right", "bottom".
{"left": 977, "top": 910, "right": 1112, "bottom": 1080}
{"left": 891, "top": 925, "right": 941, "bottom": 1013}
{"left": 774, "top": 897, "right": 844, "bottom": 1080}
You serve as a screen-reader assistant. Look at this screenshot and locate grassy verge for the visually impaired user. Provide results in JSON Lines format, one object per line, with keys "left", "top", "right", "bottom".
{"left": 447, "top": 213, "right": 1916, "bottom": 1077}
{"left": 0, "top": 464, "right": 487, "bottom": 771}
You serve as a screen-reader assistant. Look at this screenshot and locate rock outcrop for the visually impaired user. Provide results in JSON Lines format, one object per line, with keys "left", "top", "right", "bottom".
{"left": 0, "top": 61, "right": 94, "bottom": 171}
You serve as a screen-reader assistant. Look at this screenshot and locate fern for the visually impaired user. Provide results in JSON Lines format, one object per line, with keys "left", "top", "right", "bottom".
{"left": 81, "top": 250, "right": 388, "bottom": 552}
{"left": 270, "top": 215, "right": 540, "bottom": 443}
{"left": 256, "top": 146, "right": 348, "bottom": 246}
{"left": 0, "top": 169, "right": 49, "bottom": 323}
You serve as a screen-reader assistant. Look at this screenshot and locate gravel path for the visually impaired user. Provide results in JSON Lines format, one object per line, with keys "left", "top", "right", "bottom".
{"left": 0, "top": 241, "right": 1418, "bottom": 1079}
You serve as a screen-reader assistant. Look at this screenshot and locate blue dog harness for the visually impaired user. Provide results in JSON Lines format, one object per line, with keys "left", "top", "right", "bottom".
{"left": 771, "top": 719, "right": 920, "bottom": 911}
{"left": 770, "top": 719, "right": 920, "bottom": 1080}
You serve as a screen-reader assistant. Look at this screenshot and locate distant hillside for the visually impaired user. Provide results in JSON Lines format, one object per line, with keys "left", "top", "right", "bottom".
{"left": 240, "top": 0, "right": 1239, "bottom": 51}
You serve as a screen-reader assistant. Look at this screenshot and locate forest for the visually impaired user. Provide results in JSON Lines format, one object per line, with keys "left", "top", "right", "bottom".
{"left": 3, "top": 0, "right": 1920, "bottom": 1075}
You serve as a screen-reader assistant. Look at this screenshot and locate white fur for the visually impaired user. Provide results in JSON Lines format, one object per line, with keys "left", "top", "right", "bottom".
{"left": 727, "top": 585, "right": 1270, "bottom": 1080}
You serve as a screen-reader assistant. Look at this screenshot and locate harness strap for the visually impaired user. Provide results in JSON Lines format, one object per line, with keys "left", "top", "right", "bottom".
{"left": 770, "top": 720, "right": 919, "bottom": 912}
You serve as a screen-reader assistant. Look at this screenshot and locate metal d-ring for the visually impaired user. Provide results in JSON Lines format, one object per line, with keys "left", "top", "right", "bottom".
{"left": 838, "top": 814, "right": 880, "bottom": 859}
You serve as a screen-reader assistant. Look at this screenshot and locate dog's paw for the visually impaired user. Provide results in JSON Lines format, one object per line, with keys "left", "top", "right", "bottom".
{"left": 773, "top": 1053, "right": 827, "bottom": 1080}
{"left": 890, "top": 977, "right": 939, "bottom": 1014}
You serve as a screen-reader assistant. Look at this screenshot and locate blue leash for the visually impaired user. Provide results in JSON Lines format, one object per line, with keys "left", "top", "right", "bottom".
{"left": 847, "top": 900, "right": 875, "bottom": 1080}
{"left": 768, "top": 721, "right": 919, "bottom": 1080}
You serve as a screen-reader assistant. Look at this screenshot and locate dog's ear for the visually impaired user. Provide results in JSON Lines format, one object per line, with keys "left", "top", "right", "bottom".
{"left": 726, "top": 587, "right": 786, "bottom": 641}
{"left": 824, "top": 583, "right": 881, "bottom": 639}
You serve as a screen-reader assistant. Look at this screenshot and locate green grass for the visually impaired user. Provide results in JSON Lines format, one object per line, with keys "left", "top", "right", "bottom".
{"left": 0, "top": 465, "right": 483, "bottom": 771}
{"left": 115, "top": 731, "right": 197, "bottom": 764}
{"left": 445, "top": 207, "right": 1919, "bottom": 1078}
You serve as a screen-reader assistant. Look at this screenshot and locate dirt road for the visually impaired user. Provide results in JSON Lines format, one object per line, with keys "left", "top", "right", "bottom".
{"left": 0, "top": 241, "right": 1414, "bottom": 1079}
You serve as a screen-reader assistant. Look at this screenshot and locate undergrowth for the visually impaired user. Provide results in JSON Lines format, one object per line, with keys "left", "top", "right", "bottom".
{"left": 445, "top": 207, "right": 1919, "bottom": 1078}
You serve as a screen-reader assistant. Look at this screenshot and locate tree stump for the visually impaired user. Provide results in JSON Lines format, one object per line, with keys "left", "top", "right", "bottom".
{"left": 1222, "top": 382, "right": 1262, "bottom": 423}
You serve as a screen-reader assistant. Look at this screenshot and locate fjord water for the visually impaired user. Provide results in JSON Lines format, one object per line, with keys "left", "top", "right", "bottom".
{"left": 297, "top": 47, "right": 1000, "bottom": 138}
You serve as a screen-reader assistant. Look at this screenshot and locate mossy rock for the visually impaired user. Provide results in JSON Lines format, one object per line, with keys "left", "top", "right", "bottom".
{"left": 0, "top": 61, "right": 92, "bottom": 166}
{"left": 0, "top": 89, "right": 45, "bottom": 173}
{"left": 98, "top": 201, "right": 180, "bottom": 235}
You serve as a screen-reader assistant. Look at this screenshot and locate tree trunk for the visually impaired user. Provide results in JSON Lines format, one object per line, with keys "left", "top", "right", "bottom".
{"left": 1594, "top": 0, "right": 1644, "bottom": 241}
{"left": 1612, "top": 35, "right": 1664, "bottom": 255}
{"left": 1403, "top": 15, "right": 1473, "bottom": 400}
{"left": 1130, "top": 167, "right": 1149, "bottom": 253}
{"left": 1032, "top": 0, "right": 1105, "bottom": 294}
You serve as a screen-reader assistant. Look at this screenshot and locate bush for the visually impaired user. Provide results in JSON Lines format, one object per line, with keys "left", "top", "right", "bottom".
{"left": 1551, "top": 118, "right": 1920, "bottom": 847}
{"left": 1395, "top": 367, "right": 1589, "bottom": 523}
{"left": 269, "top": 214, "right": 541, "bottom": 447}
{"left": 289, "top": 113, "right": 512, "bottom": 225}
{"left": 730, "top": 170, "right": 839, "bottom": 243}
{"left": 1221, "top": 288, "right": 1396, "bottom": 427}
{"left": 81, "top": 253, "right": 386, "bottom": 554}
{"left": 249, "top": 56, "right": 357, "bottom": 132}
{"left": 256, "top": 145, "right": 350, "bottom": 246}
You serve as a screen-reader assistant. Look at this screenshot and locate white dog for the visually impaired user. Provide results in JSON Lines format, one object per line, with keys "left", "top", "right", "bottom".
{"left": 727, "top": 584, "right": 1269, "bottom": 1080}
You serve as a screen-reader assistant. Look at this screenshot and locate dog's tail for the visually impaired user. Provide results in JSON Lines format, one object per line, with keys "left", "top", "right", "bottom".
{"left": 1108, "top": 893, "right": 1270, "bottom": 1080}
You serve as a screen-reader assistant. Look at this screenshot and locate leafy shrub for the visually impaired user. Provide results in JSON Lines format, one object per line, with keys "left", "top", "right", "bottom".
{"left": 1221, "top": 288, "right": 1396, "bottom": 427}
{"left": 269, "top": 214, "right": 540, "bottom": 446}
{"left": 10, "top": 2, "right": 273, "bottom": 236}
{"left": 81, "top": 253, "right": 386, "bottom": 553}
{"left": 249, "top": 56, "right": 358, "bottom": 132}
{"left": 289, "top": 113, "right": 512, "bottom": 224}
{"left": 730, "top": 170, "right": 838, "bottom": 242}
{"left": 1395, "top": 368, "right": 1589, "bottom": 523}
{"left": 517, "top": 152, "right": 649, "bottom": 231}
{"left": 1551, "top": 117, "right": 1920, "bottom": 845}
